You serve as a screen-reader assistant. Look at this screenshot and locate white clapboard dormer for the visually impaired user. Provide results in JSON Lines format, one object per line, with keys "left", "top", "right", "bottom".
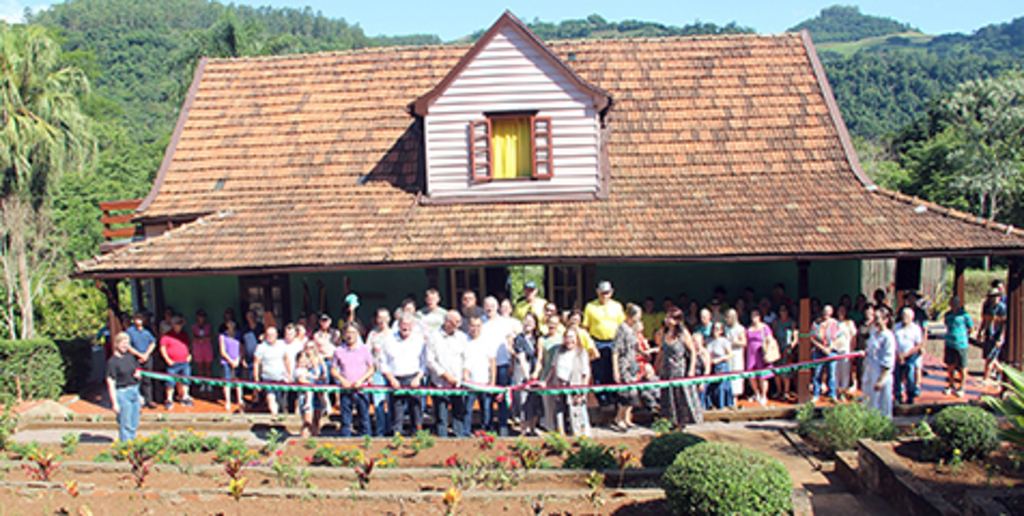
{"left": 410, "top": 12, "right": 613, "bottom": 203}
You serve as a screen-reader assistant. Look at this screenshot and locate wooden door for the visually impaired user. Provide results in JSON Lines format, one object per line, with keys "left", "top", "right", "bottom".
{"left": 239, "top": 274, "right": 291, "bottom": 328}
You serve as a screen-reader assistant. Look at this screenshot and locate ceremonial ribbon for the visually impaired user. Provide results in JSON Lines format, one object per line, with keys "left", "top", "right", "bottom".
{"left": 138, "top": 351, "right": 864, "bottom": 397}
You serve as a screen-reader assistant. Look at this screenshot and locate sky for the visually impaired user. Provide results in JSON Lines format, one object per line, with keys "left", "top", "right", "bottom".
{"left": 2, "top": 0, "right": 1021, "bottom": 41}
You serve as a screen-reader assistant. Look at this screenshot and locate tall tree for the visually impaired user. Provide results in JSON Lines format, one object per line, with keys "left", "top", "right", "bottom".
{"left": 941, "top": 75, "right": 1024, "bottom": 222}
{"left": 0, "top": 24, "right": 94, "bottom": 339}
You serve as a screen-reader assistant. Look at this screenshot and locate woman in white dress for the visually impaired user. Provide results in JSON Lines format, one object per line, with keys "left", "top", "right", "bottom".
{"left": 724, "top": 309, "right": 747, "bottom": 398}
{"left": 834, "top": 305, "right": 858, "bottom": 396}
{"left": 863, "top": 308, "right": 896, "bottom": 418}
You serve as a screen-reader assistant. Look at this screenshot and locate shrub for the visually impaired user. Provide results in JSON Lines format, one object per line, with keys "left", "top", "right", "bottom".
{"left": 932, "top": 405, "right": 998, "bottom": 460}
{"left": 641, "top": 432, "right": 707, "bottom": 468}
{"left": 663, "top": 442, "right": 793, "bottom": 516}
{"left": 54, "top": 338, "right": 95, "bottom": 394}
{"left": 0, "top": 339, "right": 65, "bottom": 400}
{"left": 985, "top": 364, "right": 1024, "bottom": 449}
{"left": 796, "top": 401, "right": 896, "bottom": 455}
{"left": 0, "top": 403, "right": 17, "bottom": 451}
{"left": 563, "top": 439, "right": 616, "bottom": 470}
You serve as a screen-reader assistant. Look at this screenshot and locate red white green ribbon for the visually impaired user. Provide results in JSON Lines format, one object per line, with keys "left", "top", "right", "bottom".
{"left": 138, "top": 351, "right": 863, "bottom": 397}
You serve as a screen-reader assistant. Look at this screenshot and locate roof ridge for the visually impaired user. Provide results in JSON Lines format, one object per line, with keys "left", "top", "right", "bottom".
{"left": 546, "top": 32, "right": 798, "bottom": 46}
{"left": 203, "top": 31, "right": 800, "bottom": 65}
{"left": 873, "top": 186, "right": 1023, "bottom": 238}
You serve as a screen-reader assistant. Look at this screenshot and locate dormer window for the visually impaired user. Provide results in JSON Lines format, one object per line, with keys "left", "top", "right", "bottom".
{"left": 412, "top": 12, "right": 611, "bottom": 201}
{"left": 470, "top": 115, "right": 552, "bottom": 182}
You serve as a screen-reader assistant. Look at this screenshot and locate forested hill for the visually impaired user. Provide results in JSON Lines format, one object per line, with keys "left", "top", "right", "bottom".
{"left": 789, "top": 5, "right": 915, "bottom": 43}
{"left": 794, "top": 7, "right": 1024, "bottom": 139}
{"left": 28, "top": 0, "right": 439, "bottom": 141}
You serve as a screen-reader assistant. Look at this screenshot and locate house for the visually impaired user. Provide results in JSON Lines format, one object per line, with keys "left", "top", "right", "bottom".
{"left": 75, "top": 12, "right": 1024, "bottom": 399}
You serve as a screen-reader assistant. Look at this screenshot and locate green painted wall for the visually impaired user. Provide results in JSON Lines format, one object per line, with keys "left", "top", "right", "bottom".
{"left": 288, "top": 268, "right": 436, "bottom": 321}
{"left": 594, "top": 260, "right": 861, "bottom": 308}
{"left": 158, "top": 260, "right": 862, "bottom": 327}
{"left": 161, "top": 275, "right": 239, "bottom": 321}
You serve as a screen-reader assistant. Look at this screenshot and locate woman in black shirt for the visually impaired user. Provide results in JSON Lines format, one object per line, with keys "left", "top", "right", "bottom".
{"left": 107, "top": 332, "right": 141, "bottom": 442}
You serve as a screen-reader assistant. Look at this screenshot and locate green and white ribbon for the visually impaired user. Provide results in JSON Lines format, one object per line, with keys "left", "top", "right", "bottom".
{"left": 139, "top": 351, "right": 863, "bottom": 398}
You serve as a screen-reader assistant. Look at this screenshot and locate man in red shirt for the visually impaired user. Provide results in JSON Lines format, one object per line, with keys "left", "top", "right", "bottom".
{"left": 160, "top": 315, "right": 194, "bottom": 410}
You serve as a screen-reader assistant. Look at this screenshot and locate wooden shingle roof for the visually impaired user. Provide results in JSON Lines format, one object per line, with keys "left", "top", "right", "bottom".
{"left": 76, "top": 31, "right": 1024, "bottom": 278}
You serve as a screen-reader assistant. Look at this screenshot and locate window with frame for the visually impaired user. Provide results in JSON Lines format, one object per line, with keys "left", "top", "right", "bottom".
{"left": 470, "top": 114, "right": 552, "bottom": 182}
{"left": 547, "top": 265, "right": 583, "bottom": 311}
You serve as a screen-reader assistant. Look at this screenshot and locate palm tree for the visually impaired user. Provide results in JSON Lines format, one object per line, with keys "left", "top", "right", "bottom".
{"left": 0, "top": 24, "right": 94, "bottom": 339}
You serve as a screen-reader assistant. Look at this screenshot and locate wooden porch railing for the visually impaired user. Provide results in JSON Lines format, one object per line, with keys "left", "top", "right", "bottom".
{"left": 99, "top": 199, "right": 142, "bottom": 254}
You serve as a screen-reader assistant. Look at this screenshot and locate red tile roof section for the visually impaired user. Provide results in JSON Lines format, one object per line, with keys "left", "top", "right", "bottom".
{"left": 76, "top": 33, "right": 1024, "bottom": 277}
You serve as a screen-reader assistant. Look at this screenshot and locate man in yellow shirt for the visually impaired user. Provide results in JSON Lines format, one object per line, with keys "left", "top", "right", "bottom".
{"left": 513, "top": 281, "right": 547, "bottom": 322}
{"left": 640, "top": 297, "right": 665, "bottom": 341}
{"left": 582, "top": 281, "right": 625, "bottom": 406}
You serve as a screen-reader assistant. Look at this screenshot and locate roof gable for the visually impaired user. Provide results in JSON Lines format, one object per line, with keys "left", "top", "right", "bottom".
{"left": 410, "top": 11, "right": 612, "bottom": 117}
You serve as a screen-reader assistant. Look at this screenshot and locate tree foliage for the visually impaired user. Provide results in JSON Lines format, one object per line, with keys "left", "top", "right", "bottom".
{"left": 0, "top": 24, "right": 93, "bottom": 339}
{"left": 467, "top": 14, "right": 754, "bottom": 42}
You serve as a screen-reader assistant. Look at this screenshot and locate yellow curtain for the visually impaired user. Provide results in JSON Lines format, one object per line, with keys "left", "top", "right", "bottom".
{"left": 491, "top": 118, "right": 532, "bottom": 179}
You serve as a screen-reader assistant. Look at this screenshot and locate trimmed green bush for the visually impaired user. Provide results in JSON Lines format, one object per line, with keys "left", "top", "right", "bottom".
{"left": 932, "top": 405, "right": 998, "bottom": 460}
{"left": 0, "top": 339, "right": 65, "bottom": 400}
{"left": 663, "top": 441, "right": 793, "bottom": 516}
{"left": 796, "top": 401, "right": 896, "bottom": 455}
{"left": 641, "top": 432, "right": 707, "bottom": 468}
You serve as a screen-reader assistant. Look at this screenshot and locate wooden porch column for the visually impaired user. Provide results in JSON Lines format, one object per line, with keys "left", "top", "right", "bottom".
{"left": 954, "top": 259, "right": 966, "bottom": 303}
{"left": 1006, "top": 258, "right": 1024, "bottom": 368}
{"left": 797, "top": 261, "right": 812, "bottom": 403}
{"left": 96, "top": 279, "right": 124, "bottom": 358}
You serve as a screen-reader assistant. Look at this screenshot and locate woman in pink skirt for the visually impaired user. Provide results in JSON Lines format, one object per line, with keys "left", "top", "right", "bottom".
{"left": 191, "top": 310, "right": 214, "bottom": 392}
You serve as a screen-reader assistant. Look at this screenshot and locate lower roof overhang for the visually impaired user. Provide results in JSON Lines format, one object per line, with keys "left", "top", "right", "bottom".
{"left": 71, "top": 247, "right": 1024, "bottom": 280}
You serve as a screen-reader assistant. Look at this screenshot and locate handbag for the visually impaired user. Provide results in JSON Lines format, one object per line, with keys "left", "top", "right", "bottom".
{"left": 762, "top": 327, "right": 781, "bottom": 364}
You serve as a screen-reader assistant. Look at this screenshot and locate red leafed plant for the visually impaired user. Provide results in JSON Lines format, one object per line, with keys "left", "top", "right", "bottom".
{"left": 23, "top": 448, "right": 62, "bottom": 482}
{"left": 354, "top": 454, "right": 375, "bottom": 490}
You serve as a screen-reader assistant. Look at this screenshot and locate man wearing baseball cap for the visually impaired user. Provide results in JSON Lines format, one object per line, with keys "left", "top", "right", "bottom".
{"left": 582, "top": 281, "right": 625, "bottom": 406}
{"left": 513, "top": 280, "right": 547, "bottom": 322}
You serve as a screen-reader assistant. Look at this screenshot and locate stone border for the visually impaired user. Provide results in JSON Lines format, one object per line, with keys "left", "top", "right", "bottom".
{"left": 0, "top": 459, "right": 666, "bottom": 484}
{"left": 856, "top": 438, "right": 959, "bottom": 516}
{"left": 964, "top": 487, "right": 1024, "bottom": 515}
{"left": 0, "top": 479, "right": 665, "bottom": 502}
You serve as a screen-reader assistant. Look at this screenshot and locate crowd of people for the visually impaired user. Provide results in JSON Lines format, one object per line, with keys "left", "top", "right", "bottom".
{"left": 105, "top": 278, "right": 1008, "bottom": 442}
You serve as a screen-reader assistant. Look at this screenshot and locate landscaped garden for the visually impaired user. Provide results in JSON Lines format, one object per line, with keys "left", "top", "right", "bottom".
{"left": 0, "top": 414, "right": 805, "bottom": 515}
{"left": 793, "top": 366, "right": 1024, "bottom": 513}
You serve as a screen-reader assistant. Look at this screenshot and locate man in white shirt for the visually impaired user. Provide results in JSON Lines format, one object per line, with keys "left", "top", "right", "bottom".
{"left": 253, "top": 326, "right": 292, "bottom": 415}
{"left": 427, "top": 310, "right": 468, "bottom": 437}
{"left": 482, "top": 296, "right": 515, "bottom": 436}
{"left": 382, "top": 314, "right": 427, "bottom": 435}
{"left": 893, "top": 307, "right": 924, "bottom": 404}
{"left": 462, "top": 316, "right": 497, "bottom": 435}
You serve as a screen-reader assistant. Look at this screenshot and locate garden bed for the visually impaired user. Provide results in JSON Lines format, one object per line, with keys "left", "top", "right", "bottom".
{"left": 892, "top": 439, "right": 1024, "bottom": 511}
{"left": 1, "top": 431, "right": 669, "bottom": 514}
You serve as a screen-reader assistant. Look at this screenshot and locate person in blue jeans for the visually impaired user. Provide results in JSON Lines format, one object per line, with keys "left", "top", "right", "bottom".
{"left": 331, "top": 323, "right": 375, "bottom": 437}
{"left": 705, "top": 322, "right": 734, "bottom": 409}
{"left": 894, "top": 307, "right": 924, "bottom": 404}
{"left": 107, "top": 332, "right": 142, "bottom": 442}
{"left": 811, "top": 305, "right": 839, "bottom": 402}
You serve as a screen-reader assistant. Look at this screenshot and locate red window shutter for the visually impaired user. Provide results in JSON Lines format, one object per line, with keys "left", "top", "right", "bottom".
{"left": 469, "top": 119, "right": 492, "bottom": 182}
{"left": 531, "top": 116, "right": 553, "bottom": 179}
